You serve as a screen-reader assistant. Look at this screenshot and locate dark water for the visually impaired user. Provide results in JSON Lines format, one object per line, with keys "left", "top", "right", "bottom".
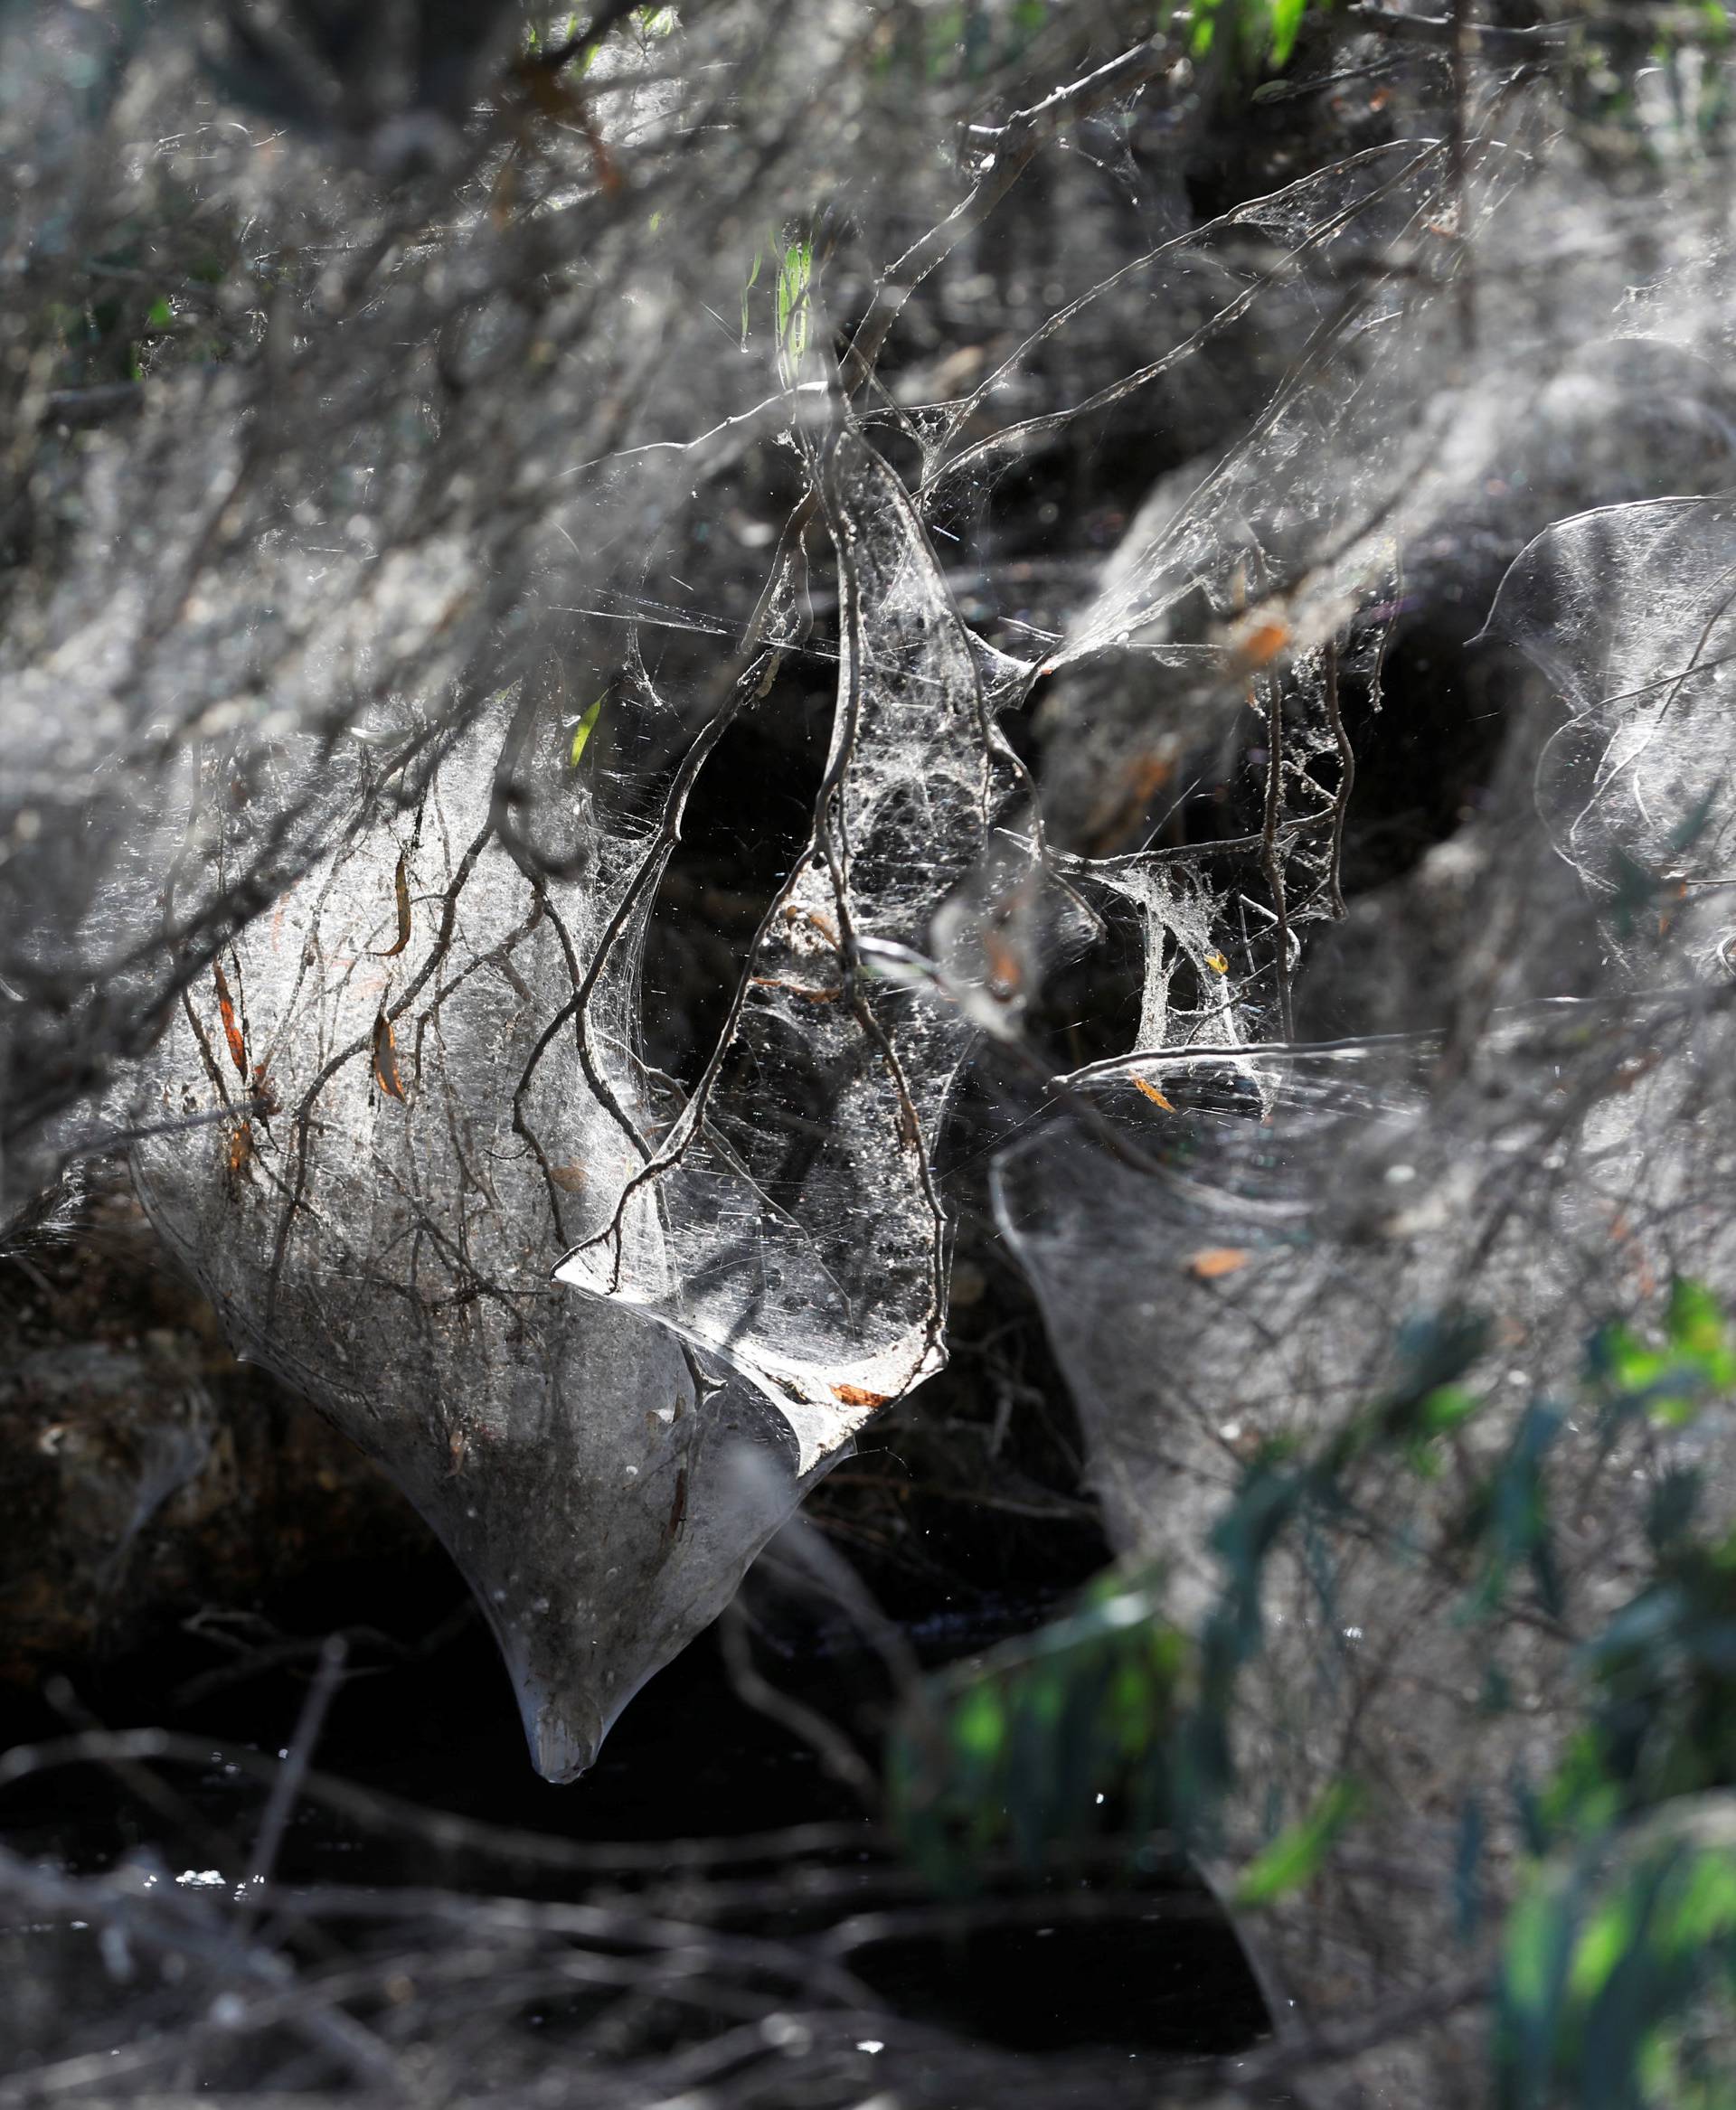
{"left": 0, "top": 1555, "right": 1279, "bottom": 2096}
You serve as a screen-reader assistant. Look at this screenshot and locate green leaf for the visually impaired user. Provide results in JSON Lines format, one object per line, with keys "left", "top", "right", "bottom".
{"left": 775, "top": 238, "right": 811, "bottom": 375}
{"left": 1269, "top": 0, "right": 1307, "bottom": 65}
{"left": 1420, "top": 1383, "right": 1485, "bottom": 1436}
{"left": 1233, "top": 1776, "right": 1364, "bottom": 1907}
{"left": 953, "top": 1682, "right": 1005, "bottom": 1762}
{"left": 1463, "top": 1399, "right": 1565, "bottom": 1618}
{"left": 1590, "top": 1281, "right": 1735, "bottom": 1427}
{"left": 1496, "top": 1823, "right": 1736, "bottom": 2106}
{"left": 1501, "top": 1879, "right": 1565, "bottom": 2022}
{"left": 569, "top": 694, "right": 605, "bottom": 768}
{"left": 885, "top": 1565, "right": 1190, "bottom": 1889}
{"left": 1569, "top": 1889, "right": 1639, "bottom": 2001}
{"left": 1659, "top": 1846, "right": 1736, "bottom": 1954}
{"left": 1668, "top": 1278, "right": 1736, "bottom": 1385}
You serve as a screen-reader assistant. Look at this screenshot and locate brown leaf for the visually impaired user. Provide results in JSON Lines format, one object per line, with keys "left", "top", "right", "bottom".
{"left": 832, "top": 1383, "right": 888, "bottom": 1408}
{"left": 750, "top": 975, "right": 841, "bottom": 1003}
{"left": 489, "top": 155, "right": 520, "bottom": 229}
{"left": 373, "top": 852, "right": 412, "bottom": 957}
{"left": 1227, "top": 618, "right": 1290, "bottom": 674}
{"left": 1080, "top": 749, "right": 1176, "bottom": 853}
{"left": 781, "top": 903, "right": 840, "bottom": 947}
{"left": 1186, "top": 1247, "right": 1250, "bottom": 1282}
{"left": 212, "top": 960, "right": 248, "bottom": 1077}
{"left": 549, "top": 1163, "right": 587, "bottom": 1193}
{"left": 226, "top": 1121, "right": 253, "bottom": 1175}
{"left": 1132, "top": 1075, "right": 1175, "bottom": 1113}
{"left": 372, "top": 1009, "right": 407, "bottom": 1102}
{"left": 250, "top": 1057, "right": 279, "bottom": 1118}
{"left": 983, "top": 928, "right": 1024, "bottom": 1001}
{"left": 515, "top": 59, "right": 585, "bottom": 120}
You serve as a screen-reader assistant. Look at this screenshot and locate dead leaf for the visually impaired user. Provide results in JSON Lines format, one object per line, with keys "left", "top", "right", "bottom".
{"left": 750, "top": 975, "right": 841, "bottom": 1003}
{"left": 983, "top": 928, "right": 1024, "bottom": 1001}
{"left": 489, "top": 154, "right": 520, "bottom": 229}
{"left": 226, "top": 1121, "right": 253, "bottom": 1174}
{"left": 782, "top": 904, "right": 840, "bottom": 946}
{"left": 212, "top": 960, "right": 247, "bottom": 1077}
{"left": 374, "top": 852, "right": 411, "bottom": 957}
{"left": 373, "top": 1009, "right": 407, "bottom": 1102}
{"left": 1227, "top": 617, "right": 1290, "bottom": 674}
{"left": 832, "top": 1383, "right": 888, "bottom": 1408}
{"left": 1204, "top": 950, "right": 1230, "bottom": 975}
{"left": 1187, "top": 1247, "right": 1250, "bottom": 1281}
{"left": 549, "top": 1163, "right": 587, "bottom": 1193}
{"left": 1081, "top": 750, "right": 1175, "bottom": 852}
{"left": 1132, "top": 1076, "right": 1175, "bottom": 1113}
{"left": 511, "top": 62, "right": 621, "bottom": 193}
{"left": 250, "top": 1057, "right": 279, "bottom": 1118}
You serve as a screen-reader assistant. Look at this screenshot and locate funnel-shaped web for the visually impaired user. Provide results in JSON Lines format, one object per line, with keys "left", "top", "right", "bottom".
{"left": 556, "top": 431, "right": 1024, "bottom": 1471}
{"left": 131, "top": 429, "right": 1016, "bottom": 1775}
{"left": 1484, "top": 495, "right": 1736, "bottom": 975}
{"left": 1029, "top": 140, "right": 1454, "bottom": 678}
{"left": 130, "top": 672, "right": 821, "bottom": 1779}
{"left": 986, "top": 496, "right": 1736, "bottom": 2097}
{"left": 995, "top": 1006, "right": 1736, "bottom": 2099}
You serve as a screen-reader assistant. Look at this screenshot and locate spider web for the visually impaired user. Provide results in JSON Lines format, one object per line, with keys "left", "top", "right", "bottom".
{"left": 1484, "top": 495, "right": 1736, "bottom": 976}
{"left": 555, "top": 429, "right": 1027, "bottom": 1470}
{"left": 131, "top": 645, "right": 828, "bottom": 1780}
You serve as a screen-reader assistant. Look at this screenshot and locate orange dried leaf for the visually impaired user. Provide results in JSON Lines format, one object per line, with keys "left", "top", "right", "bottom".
{"left": 1132, "top": 1076, "right": 1175, "bottom": 1113}
{"left": 983, "top": 928, "right": 1024, "bottom": 999}
{"left": 1231, "top": 618, "right": 1290, "bottom": 673}
{"left": 750, "top": 974, "right": 841, "bottom": 1003}
{"left": 832, "top": 1383, "right": 888, "bottom": 1408}
{"left": 782, "top": 903, "right": 840, "bottom": 946}
{"left": 372, "top": 1009, "right": 407, "bottom": 1102}
{"left": 212, "top": 960, "right": 248, "bottom": 1077}
{"left": 1204, "top": 950, "right": 1230, "bottom": 975}
{"left": 1187, "top": 1247, "right": 1250, "bottom": 1281}
{"left": 226, "top": 1122, "right": 253, "bottom": 1174}
{"left": 374, "top": 852, "right": 412, "bottom": 957}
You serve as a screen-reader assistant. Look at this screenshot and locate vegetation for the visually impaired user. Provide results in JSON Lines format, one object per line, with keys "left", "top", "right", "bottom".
{"left": 8, "top": 0, "right": 1736, "bottom": 2103}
